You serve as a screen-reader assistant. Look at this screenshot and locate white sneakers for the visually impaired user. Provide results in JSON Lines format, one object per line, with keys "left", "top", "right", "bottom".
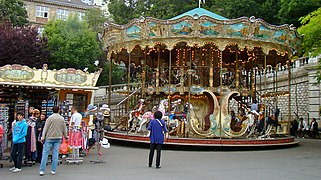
{"left": 9, "top": 167, "right": 22, "bottom": 173}
{"left": 12, "top": 168, "right": 21, "bottom": 173}
{"left": 39, "top": 171, "right": 56, "bottom": 176}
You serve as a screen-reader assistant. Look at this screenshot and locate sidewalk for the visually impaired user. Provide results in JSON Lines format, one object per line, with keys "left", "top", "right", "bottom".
{"left": 0, "top": 139, "right": 320, "bottom": 180}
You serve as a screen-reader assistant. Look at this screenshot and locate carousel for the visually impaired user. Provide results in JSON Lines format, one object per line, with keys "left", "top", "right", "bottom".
{"left": 101, "top": 7, "right": 302, "bottom": 148}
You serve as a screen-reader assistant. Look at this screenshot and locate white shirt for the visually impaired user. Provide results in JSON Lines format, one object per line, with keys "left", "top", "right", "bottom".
{"left": 298, "top": 121, "right": 308, "bottom": 131}
{"left": 70, "top": 112, "right": 82, "bottom": 127}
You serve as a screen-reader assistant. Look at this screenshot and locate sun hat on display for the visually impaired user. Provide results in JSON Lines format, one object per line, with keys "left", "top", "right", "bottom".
{"left": 100, "top": 104, "right": 109, "bottom": 110}
{"left": 87, "top": 104, "right": 97, "bottom": 111}
{"left": 100, "top": 138, "right": 110, "bottom": 149}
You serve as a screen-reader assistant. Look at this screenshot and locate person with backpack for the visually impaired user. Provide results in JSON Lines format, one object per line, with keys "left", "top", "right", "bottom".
{"left": 148, "top": 111, "right": 168, "bottom": 169}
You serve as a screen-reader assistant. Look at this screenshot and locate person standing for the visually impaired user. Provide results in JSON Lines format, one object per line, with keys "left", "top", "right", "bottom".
{"left": 297, "top": 118, "right": 308, "bottom": 138}
{"left": 251, "top": 100, "right": 258, "bottom": 113}
{"left": 39, "top": 106, "right": 67, "bottom": 176}
{"left": 308, "top": 118, "right": 319, "bottom": 138}
{"left": 36, "top": 113, "right": 46, "bottom": 163}
{"left": 69, "top": 106, "right": 83, "bottom": 150}
{"left": 70, "top": 106, "right": 82, "bottom": 128}
{"left": 10, "top": 112, "right": 28, "bottom": 173}
{"left": 148, "top": 111, "right": 168, "bottom": 169}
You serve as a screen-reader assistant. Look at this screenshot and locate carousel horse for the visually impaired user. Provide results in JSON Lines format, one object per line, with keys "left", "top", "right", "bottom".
{"left": 157, "top": 99, "right": 169, "bottom": 116}
{"left": 168, "top": 99, "right": 183, "bottom": 134}
{"left": 128, "top": 99, "right": 145, "bottom": 130}
{"left": 258, "top": 115, "right": 282, "bottom": 138}
{"left": 137, "top": 111, "right": 154, "bottom": 133}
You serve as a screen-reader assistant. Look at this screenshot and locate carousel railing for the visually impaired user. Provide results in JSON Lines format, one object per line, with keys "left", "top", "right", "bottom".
{"left": 111, "top": 86, "right": 142, "bottom": 130}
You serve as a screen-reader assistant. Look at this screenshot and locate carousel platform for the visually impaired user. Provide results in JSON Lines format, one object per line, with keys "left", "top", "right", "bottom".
{"left": 105, "top": 131, "right": 299, "bottom": 151}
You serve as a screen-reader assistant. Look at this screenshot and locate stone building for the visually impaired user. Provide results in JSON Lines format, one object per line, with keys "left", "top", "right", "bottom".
{"left": 257, "top": 56, "right": 321, "bottom": 126}
{"left": 23, "top": 0, "right": 94, "bottom": 33}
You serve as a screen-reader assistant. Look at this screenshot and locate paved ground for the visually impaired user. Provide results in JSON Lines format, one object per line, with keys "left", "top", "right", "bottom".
{"left": 1, "top": 139, "right": 320, "bottom": 180}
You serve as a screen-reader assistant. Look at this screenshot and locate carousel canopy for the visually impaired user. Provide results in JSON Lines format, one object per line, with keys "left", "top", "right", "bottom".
{"left": 102, "top": 7, "right": 302, "bottom": 57}
{"left": 170, "top": 8, "right": 228, "bottom": 20}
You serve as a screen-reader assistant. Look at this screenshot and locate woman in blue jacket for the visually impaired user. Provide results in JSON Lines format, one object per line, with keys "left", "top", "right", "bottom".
{"left": 10, "top": 112, "right": 28, "bottom": 173}
{"left": 148, "top": 111, "right": 168, "bottom": 169}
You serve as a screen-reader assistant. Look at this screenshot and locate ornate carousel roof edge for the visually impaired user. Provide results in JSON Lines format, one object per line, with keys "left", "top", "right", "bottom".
{"left": 103, "top": 9, "right": 302, "bottom": 37}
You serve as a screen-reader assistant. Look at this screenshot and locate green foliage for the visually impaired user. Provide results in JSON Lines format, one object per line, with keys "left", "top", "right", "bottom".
{"left": 0, "top": 0, "right": 28, "bottom": 27}
{"left": 298, "top": 8, "right": 321, "bottom": 56}
{"left": 85, "top": 8, "right": 108, "bottom": 33}
{"left": 44, "top": 16, "right": 101, "bottom": 72}
{"left": 107, "top": 0, "right": 320, "bottom": 27}
{"left": 108, "top": 0, "right": 134, "bottom": 24}
{"left": 278, "top": 0, "right": 321, "bottom": 27}
{"left": 96, "top": 61, "right": 126, "bottom": 85}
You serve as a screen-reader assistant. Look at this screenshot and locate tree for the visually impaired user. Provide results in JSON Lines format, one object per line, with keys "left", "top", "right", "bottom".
{"left": 107, "top": 0, "right": 284, "bottom": 25}
{"left": 0, "top": 20, "right": 48, "bottom": 68}
{"left": 96, "top": 61, "right": 126, "bottom": 85}
{"left": 108, "top": 0, "right": 134, "bottom": 24}
{"left": 298, "top": 8, "right": 321, "bottom": 56}
{"left": 278, "top": 0, "right": 321, "bottom": 27}
{"left": 0, "top": 0, "right": 28, "bottom": 27}
{"left": 298, "top": 8, "right": 321, "bottom": 81}
{"left": 85, "top": 8, "right": 108, "bottom": 33}
{"left": 44, "top": 16, "right": 101, "bottom": 72}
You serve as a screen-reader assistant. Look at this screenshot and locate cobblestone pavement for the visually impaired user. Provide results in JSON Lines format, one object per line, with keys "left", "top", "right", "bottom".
{"left": 1, "top": 139, "right": 320, "bottom": 180}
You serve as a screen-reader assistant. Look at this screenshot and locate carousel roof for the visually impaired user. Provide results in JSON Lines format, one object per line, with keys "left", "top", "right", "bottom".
{"left": 102, "top": 7, "right": 302, "bottom": 56}
{"left": 170, "top": 8, "right": 228, "bottom": 20}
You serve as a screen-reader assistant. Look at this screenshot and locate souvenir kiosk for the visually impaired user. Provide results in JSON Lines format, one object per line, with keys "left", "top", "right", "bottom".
{"left": 0, "top": 64, "right": 101, "bottom": 152}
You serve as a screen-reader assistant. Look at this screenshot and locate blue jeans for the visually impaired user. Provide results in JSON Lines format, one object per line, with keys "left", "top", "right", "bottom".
{"left": 39, "top": 139, "right": 62, "bottom": 172}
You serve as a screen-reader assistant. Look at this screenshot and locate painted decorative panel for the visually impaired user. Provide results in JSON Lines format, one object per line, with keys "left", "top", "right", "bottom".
{"left": 254, "top": 25, "right": 271, "bottom": 39}
{"left": 126, "top": 25, "right": 141, "bottom": 39}
{"left": 54, "top": 69, "right": 87, "bottom": 85}
{"left": 171, "top": 21, "right": 193, "bottom": 35}
{"left": 0, "top": 65, "right": 34, "bottom": 81}
{"left": 200, "top": 21, "right": 221, "bottom": 36}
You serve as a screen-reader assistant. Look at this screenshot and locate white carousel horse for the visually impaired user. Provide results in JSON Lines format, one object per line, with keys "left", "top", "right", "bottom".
{"left": 137, "top": 111, "right": 154, "bottom": 132}
{"left": 158, "top": 99, "right": 169, "bottom": 116}
{"left": 128, "top": 99, "right": 145, "bottom": 129}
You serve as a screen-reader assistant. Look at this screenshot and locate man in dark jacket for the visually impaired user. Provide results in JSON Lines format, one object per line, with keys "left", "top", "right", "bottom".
{"left": 148, "top": 111, "right": 168, "bottom": 169}
{"left": 309, "top": 118, "right": 319, "bottom": 138}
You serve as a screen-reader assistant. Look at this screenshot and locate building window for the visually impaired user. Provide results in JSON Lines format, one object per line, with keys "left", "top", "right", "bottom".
{"left": 78, "top": 12, "right": 85, "bottom": 21}
{"left": 81, "top": 0, "right": 92, "bottom": 5}
{"left": 36, "top": 6, "right": 49, "bottom": 18}
{"left": 56, "top": 9, "right": 69, "bottom": 20}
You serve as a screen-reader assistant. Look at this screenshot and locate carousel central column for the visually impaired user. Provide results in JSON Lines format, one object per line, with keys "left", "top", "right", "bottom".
{"left": 209, "top": 48, "right": 214, "bottom": 89}
{"left": 156, "top": 48, "right": 160, "bottom": 94}
{"left": 219, "top": 49, "right": 223, "bottom": 139}
{"left": 141, "top": 49, "right": 146, "bottom": 97}
{"left": 235, "top": 48, "right": 239, "bottom": 89}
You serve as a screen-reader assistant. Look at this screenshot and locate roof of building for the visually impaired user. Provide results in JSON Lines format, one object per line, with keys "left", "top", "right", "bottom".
{"left": 25, "top": 0, "right": 93, "bottom": 9}
{"left": 170, "top": 8, "right": 228, "bottom": 20}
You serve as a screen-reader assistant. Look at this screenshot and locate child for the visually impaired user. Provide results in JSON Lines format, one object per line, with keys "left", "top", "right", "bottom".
{"left": 10, "top": 113, "right": 28, "bottom": 173}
